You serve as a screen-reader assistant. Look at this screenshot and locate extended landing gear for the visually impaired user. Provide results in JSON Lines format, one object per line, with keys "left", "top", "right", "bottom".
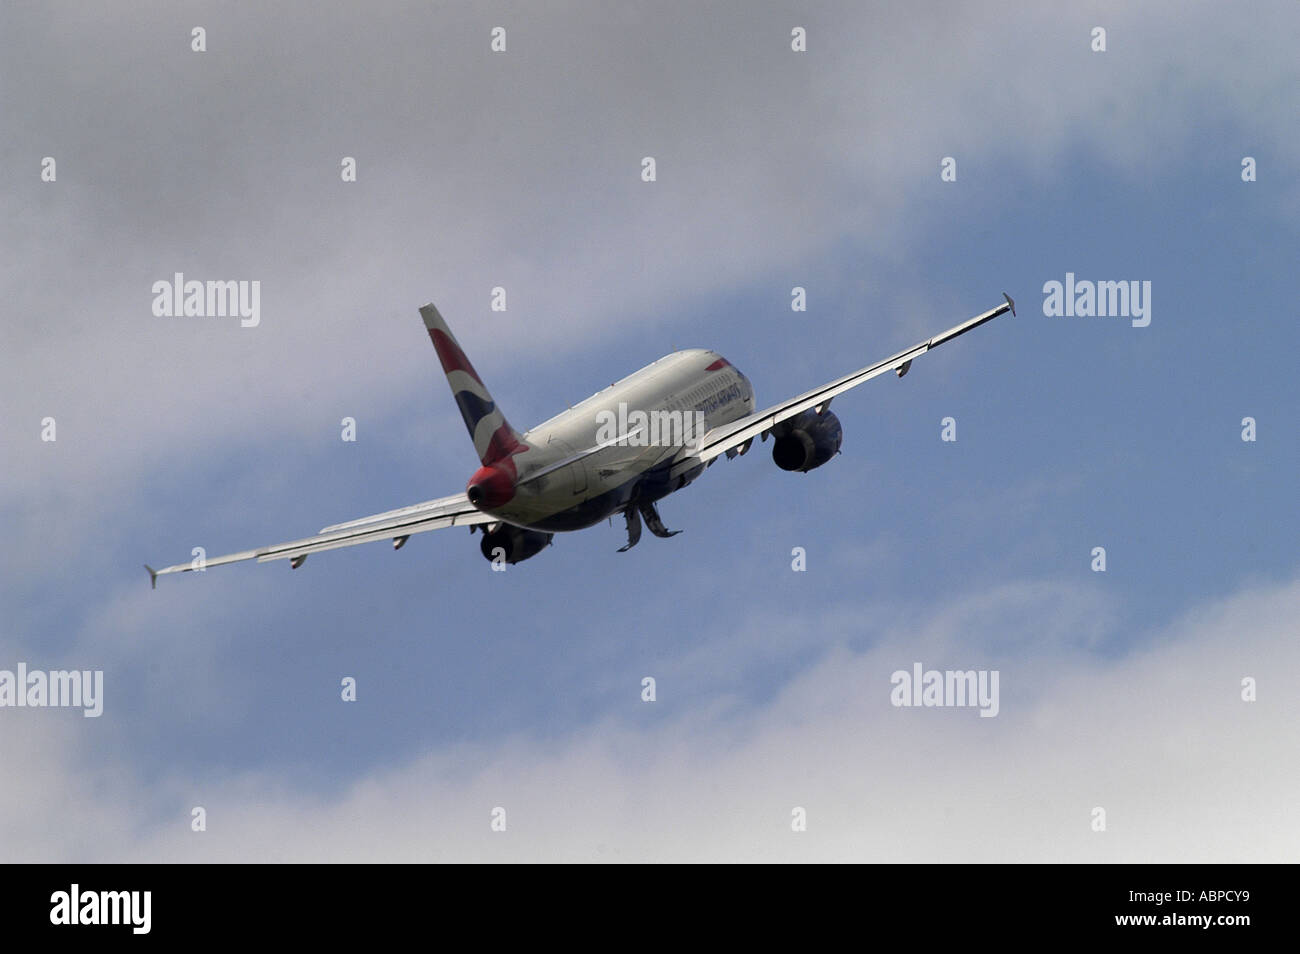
{"left": 617, "top": 506, "right": 641, "bottom": 552}
{"left": 640, "top": 501, "right": 680, "bottom": 539}
{"left": 617, "top": 500, "right": 681, "bottom": 552}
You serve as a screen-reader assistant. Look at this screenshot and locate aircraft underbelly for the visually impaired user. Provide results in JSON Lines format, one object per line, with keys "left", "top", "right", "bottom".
{"left": 488, "top": 452, "right": 652, "bottom": 531}
{"left": 481, "top": 358, "right": 756, "bottom": 533}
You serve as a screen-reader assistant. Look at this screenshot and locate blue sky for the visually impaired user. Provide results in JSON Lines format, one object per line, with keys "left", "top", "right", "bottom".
{"left": 2, "top": 1, "right": 1297, "bottom": 861}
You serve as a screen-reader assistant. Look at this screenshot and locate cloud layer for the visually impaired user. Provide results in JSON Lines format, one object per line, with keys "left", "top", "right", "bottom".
{"left": 3, "top": 571, "right": 1296, "bottom": 862}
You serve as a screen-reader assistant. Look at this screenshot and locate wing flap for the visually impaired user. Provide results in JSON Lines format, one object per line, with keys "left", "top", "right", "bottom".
{"left": 318, "top": 492, "right": 476, "bottom": 533}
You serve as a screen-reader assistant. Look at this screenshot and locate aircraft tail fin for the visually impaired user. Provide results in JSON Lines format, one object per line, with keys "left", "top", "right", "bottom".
{"left": 419, "top": 303, "right": 527, "bottom": 466}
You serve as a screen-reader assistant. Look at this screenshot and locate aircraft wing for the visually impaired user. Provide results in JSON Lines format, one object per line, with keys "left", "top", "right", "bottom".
{"left": 670, "top": 294, "right": 1015, "bottom": 478}
{"left": 145, "top": 491, "right": 494, "bottom": 587}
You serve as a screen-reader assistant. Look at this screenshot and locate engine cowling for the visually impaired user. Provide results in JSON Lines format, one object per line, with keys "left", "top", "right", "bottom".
{"left": 771, "top": 408, "right": 842, "bottom": 472}
{"left": 479, "top": 524, "right": 553, "bottom": 564}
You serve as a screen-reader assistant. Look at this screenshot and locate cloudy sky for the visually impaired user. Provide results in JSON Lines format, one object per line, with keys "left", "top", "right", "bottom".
{"left": 1, "top": 0, "right": 1296, "bottom": 861}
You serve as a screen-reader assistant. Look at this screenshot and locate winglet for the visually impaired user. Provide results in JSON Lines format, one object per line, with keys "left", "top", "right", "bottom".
{"left": 1003, "top": 292, "right": 1016, "bottom": 316}
{"left": 144, "top": 564, "right": 158, "bottom": 590}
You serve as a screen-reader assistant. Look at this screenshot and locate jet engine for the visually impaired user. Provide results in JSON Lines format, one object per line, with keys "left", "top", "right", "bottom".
{"left": 478, "top": 523, "right": 553, "bottom": 564}
{"left": 771, "top": 408, "right": 842, "bottom": 472}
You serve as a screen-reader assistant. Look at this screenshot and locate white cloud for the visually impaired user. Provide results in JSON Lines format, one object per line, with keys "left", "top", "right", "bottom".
{"left": 3, "top": 571, "right": 1295, "bottom": 862}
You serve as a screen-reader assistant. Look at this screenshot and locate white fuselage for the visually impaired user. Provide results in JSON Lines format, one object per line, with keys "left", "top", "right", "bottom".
{"left": 481, "top": 349, "right": 754, "bottom": 532}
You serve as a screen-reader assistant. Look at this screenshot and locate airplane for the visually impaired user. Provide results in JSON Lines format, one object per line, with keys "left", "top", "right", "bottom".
{"left": 146, "top": 293, "right": 1015, "bottom": 586}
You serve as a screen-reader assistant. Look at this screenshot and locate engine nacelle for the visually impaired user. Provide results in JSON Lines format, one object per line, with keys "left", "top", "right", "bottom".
{"left": 479, "top": 524, "right": 553, "bottom": 564}
{"left": 771, "top": 408, "right": 842, "bottom": 472}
